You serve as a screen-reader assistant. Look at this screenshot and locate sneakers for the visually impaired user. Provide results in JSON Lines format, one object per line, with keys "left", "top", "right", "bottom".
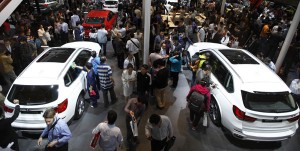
{"left": 192, "top": 127, "right": 197, "bottom": 131}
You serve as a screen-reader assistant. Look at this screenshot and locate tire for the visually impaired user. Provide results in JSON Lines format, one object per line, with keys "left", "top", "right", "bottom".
{"left": 209, "top": 98, "right": 222, "bottom": 127}
{"left": 74, "top": 95, "right": 85, "bottom": 120}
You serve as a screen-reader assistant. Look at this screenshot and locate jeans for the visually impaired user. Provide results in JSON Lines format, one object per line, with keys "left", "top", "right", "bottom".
{"left": 190, "top": 109, "right": 204, "bottom": 127}
{"left": 170, "top": 71, "right": 179, "bottom": 87}
{"left": 102, "top": 87, "right": 117, "bottom": 106}
{"left": 99, "top": 43, "right": 107, "bottom": 56}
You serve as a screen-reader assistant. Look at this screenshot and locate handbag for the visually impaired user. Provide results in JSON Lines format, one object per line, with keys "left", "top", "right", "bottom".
{"left": 165, "top": 136, "right": 176, "bottom": 151}
{"left": 90, "top": 132, "right": 101, "bottom": 149}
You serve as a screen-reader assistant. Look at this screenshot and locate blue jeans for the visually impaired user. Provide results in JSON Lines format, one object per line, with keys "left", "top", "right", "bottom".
{"left": 99, "top": 43, "right": 107, "bottom": 56}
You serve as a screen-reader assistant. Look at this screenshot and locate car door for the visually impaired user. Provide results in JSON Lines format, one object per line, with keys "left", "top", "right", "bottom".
{"left": 64, "top": 49, "right": 91, "bottom": 111}
{"left": 206, "top": 51, "right": 235, "bottom": 127}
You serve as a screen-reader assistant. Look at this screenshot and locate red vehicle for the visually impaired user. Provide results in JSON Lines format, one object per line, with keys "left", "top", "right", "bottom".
{"left": 82, "top": 10, "right": 118, "bottom": 39}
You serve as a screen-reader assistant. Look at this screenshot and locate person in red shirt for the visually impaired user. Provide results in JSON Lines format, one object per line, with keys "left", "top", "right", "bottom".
{"left": 186, "top": 78, "right": 211, "bottom": 130}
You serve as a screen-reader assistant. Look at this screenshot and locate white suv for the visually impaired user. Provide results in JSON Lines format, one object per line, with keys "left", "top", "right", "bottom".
{"left": 188, "top": 42, "right": 300, "bottom": 141}
{"left": 3, "top": 42, "right": 100, "bottom": 133}
{"left": 103, "top": 0, "right": 119, "bottom": 13}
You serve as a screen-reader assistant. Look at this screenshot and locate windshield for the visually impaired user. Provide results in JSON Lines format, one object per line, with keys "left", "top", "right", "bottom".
{"left": 37, "top": 48, "right": 75, "bottom": 63}
{"left": 85, "top": 17, "right": 105, "bottom": 24}
{"left": 242, "top": 91, "right": 298, "bottom": 113}
{"left": 7, "top": 85, "right": 59, "bottom": 105}
{"left": 105, "top": 1, "right": 118, "bottom": 5}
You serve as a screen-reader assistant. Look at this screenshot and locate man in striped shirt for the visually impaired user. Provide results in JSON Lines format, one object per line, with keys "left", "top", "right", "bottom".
{"left": 97, "top": 56, "right": 117, "bottom": 107}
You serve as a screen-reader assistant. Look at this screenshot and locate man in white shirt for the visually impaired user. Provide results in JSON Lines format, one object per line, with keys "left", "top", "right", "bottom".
{"left": 220, "top": 32, "right": 230, "bottom": 46}
{"left": 97, "top": 24, "right": 108, "bottom": 56}
{"left": 70, "top": 12, "right": 80, "bottom": 29}
{"left": 92, "top": 110, "right": 123, "bottom": 151}
{"left": 126, "top": 33, "right": 141, "bottom": 69}
{"left": 145, "top": 114, "right": 173, "bottom": 151}
{"left": 61, "top": 19, "right": 69, "bottom": 44}
{"left": 117, "top": 24, "right": 127, "bottom": 42}
{"left": 197, "top": 24, "right": 207, "bottom": 42}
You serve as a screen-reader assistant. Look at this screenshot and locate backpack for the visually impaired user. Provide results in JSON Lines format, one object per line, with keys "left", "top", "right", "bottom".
{"left": 187, "top": 90, "right": 206, "bottom": 113}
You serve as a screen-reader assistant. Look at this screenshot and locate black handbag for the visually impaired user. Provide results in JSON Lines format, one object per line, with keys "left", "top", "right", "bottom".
{"left": 164, "top": 136, "right": 176, "bottom": 151}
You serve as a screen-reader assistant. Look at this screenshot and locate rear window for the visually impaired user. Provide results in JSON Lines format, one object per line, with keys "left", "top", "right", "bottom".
{"left": 85, "top": 17, "right": 105, "bottom": 24}
{"left": 219, "top": 49, "right": 259, "bottom": 64}
{"left": 7, "top": 85, "right": 59, "bottom": 105}
{"left": 105, "top": 1, "right": 118, "bottom": 5}
{"left": 242, "top": 91, "right": 298, "bottom": 113}
{"left": 37, "top": 48, "right": 75, "bottom": 63}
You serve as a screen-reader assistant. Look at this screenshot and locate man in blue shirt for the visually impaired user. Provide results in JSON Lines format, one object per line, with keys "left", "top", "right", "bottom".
{"left": 37, "top": 109, "right": 72, "bottom": 151}
{"left": 97, "top": 56, "right": 117, "bottom": 107}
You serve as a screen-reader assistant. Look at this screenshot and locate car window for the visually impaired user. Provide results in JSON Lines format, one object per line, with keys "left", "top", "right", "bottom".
{"left": 64, "top": 72, "right": 72, "bottom": 86}
{"left": 107, "top": 12, "right": 114, "bottom": 21}
{"left": 219, "top": 49, "right": 259, "bottom": 64}
{"left": 105, "top": 1, "right": 118, "bottom": 5}
{"left": 210, "top": 53, "right": 234, "bottom": 93}
{"left": 65, "top": 67, "right": 81, "bottom": 85}
{"left": 7, "top": 84, "right": 59, "bottom": 105}
{"left": 86, "top": 17, "right": 105, "bottom": 24}
{"left": 37, "top": 48, "right": 75, "bottom": 63}
{"left": 242, "top": 91, "right": 298, "bottom": 113}
{"left": 74, "top": 50, "right": 92, "bottom": 66}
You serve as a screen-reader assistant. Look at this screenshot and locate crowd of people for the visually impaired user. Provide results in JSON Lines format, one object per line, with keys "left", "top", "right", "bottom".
{"left": 1, "top": 0, "right": 300, "bottom": 151}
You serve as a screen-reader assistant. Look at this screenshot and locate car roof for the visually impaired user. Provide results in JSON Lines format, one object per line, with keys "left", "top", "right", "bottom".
{"left": 86, "top": 10, "right": 110, "bottom": 17}
{"left": 211, "top": 48, "right": 290, "bottom": 92}
{"left": 16, "top": 62, "right": 65, "bottom": 83}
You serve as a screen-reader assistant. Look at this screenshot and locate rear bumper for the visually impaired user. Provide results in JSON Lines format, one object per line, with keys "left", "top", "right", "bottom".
{"left": 230, "top": 124, "right": 298, "bottom": 141}
{"left": 12, "top": 122, "right": 46, "bottom": 134}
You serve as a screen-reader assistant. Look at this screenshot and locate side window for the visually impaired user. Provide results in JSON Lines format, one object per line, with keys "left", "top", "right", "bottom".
{"left": 74, "top": 50, "right": 92, "bottom": 67}
{"left": 210, "top": 54, "right": 234, "bottom": 93}
{"left": 107, "top": 12, "right": 113, "bottom": 21}
{"left": 64, "top": 70, "right": 73, "bottom": 86}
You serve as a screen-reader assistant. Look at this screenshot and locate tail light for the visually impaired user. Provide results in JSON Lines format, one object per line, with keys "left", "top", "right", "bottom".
{"left": 287, "top": 114, "right": 300, "bottom": 122}
{"left": 3, "top": 105, "right": 14, "bottom": 113}
{"left": 43, "top": 4, "right": 48, "bottom": 7}
{"left": 233, "top": 105, "right": 256, "bottom": 122}
{"left": 55, "top": 99, "right": 68, "bottom": 113}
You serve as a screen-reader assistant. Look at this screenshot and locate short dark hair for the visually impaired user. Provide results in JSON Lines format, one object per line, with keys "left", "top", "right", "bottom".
{"left": 149, "top": 114, "right": 161, "bottom": 125}
{"left": 157, "top": 59, "right": 166, "bottom": 66}
{"left": 127, "top": 63, "right": 133, "bottom": 69}
{"left": 43, "top": 108, "right": 56, "bottom": 118}
{"left": 107, "top": 110, "right": 117, "bottom": 125}
{"left": 100, "top": 56, "right": 107, "bottom": 63}
{"left": 141, "top": 64, "right": 149, "bottom": 70}
{"left": 91, "top": 51, "right": 97, "bottom": 58}
{"left": 137, "top": 94, "right": 145, "bottom": 103}
{"left": 101, "top": 23, "right": 105, "bottom": 28}
{"left": 202, "top": 64, "right": 212, "bottom": 71}
{"left": 199, "top": 77, "right": 209, "bottom": 86}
